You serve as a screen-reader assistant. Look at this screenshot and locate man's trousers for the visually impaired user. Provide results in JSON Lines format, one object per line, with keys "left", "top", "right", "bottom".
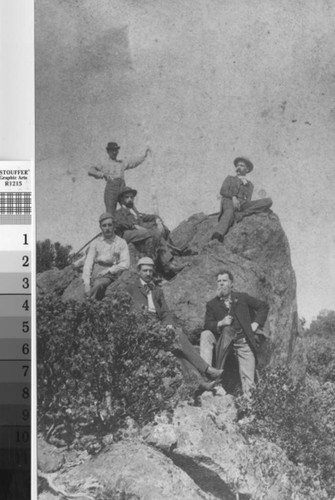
{"left": 212, "top": 197, "right": 273, "bottom": 239}
{"left": 104, "top": 178, "right": 125, "bottom": 216}
{"left": 200, "top": 329, "right": 255, "bottom": 398}
{"left": 90, "top": 264, "right": 121, "bottom": 300}
{"left": 174, "top": 328, "right": 209, "bottom": 382}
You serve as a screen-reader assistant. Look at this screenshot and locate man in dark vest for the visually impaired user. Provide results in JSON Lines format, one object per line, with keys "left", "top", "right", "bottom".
{"left": 115, "top": 186, "right": 184, "bottom": 277}
{"left": 211, "top": 157, "right": 273, "bottom": 242}
{"left": 200, "top": 269, "right": 269, "bottom": 398}
{"left": 126, "top": 257, "right": 223, "bottom": 391}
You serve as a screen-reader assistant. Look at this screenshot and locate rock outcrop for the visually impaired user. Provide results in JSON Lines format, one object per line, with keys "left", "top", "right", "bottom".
{"left": 38, "top": 389, "right": 325, "bottom": 500}
{"left": 164, "top": 211, "right": 298, "bottom": 365}
{"left": 37, "top": 210, "right": 298, "bottom": 366}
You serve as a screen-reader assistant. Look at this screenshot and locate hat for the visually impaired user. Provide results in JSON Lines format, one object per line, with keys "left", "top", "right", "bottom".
{"left": 137, "top": 257, "right": 155, "bottom": 268}
{"left": 106, "top": 142, "right": 120, "bottom": 151}
{"left": 118, "top": 186, "right": 138, "bottom": 202}
{"left": 233, "top": 157, "right": 254, "bottom": 173}
{"left": 99, "top": 212, "right": 114, "bottom": 224}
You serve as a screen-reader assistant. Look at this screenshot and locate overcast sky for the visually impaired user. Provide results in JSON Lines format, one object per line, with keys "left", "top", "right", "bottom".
{"left": 36, "top": 0, "right": 335, "bottom": 323}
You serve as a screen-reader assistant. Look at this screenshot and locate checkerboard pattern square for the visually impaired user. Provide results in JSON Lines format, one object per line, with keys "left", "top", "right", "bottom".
{"left": 0, "top": 193, "right": 31, "bottom": 224}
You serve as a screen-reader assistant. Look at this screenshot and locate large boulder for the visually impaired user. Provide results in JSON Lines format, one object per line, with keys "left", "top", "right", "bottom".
{"left": 38, "top": 440, "right": 218, "bottom": 500}
{"left": 141, "top": 388, "right": 325, "bottom": 500}
{"left": 164, "top": 212, "right": 298, "bottom": 365}
{"left": 37, "top": 210, "right": 298, "bottom": 365}
{"left": 38, "top": 390, "right": 325, "bottom": 500}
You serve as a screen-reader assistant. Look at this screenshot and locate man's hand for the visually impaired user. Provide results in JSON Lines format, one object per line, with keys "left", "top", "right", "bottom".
{"left": 232, "top": 196, "right": 240, "bottom": 210}
{"left": 97, "top": 269, "right": 109, "bottom": 278}
{"left": 166, "top": 324, "right": 175, "bottom": 333}
{"left": 218, "top": 315, "right": 233, "bottom": 328}
{"left": 251, "top": 322, "right": 259, "bottom": 332}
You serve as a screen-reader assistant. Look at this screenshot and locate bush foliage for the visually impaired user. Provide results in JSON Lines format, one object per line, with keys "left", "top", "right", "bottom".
{"left": 238, "top": 310, "right": 335, "bottom": 498}
{"left": 37, "top": 239, "right": 73, "bottom": 272}
{"left": 37, "top": 292, "right": 183, "bottom": 446}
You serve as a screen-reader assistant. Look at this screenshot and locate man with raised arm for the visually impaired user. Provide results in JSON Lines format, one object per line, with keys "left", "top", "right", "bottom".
{"left": 211, "top": 157, "right": 273, "bottom": 242}
{"left": 82, "top": 213, "right": 130, "bottom": 300}
{"left": 88, "top": 142, "right": 150, "bottom": 216}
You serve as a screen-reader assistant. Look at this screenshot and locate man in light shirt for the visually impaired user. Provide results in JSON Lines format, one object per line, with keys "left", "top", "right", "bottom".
{"left": 88, "top": 142, "right": 150, "bottom": 216}
{"left": 82, "top": 212, "right": 130, "bottom": 300}
{"left": 126, "top": 257, "right": 223, "bottom": 391}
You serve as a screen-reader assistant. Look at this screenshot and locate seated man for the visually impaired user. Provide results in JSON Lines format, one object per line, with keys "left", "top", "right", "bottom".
{"left": 115, "top": 186, "right": 183, "bottom": 277}
{"left": 126, "top": 257, "right": 223, "bottom": 391}
{"left": 82, "top": 212, "right": 130, "bottom": 300}
{"left": 200, "top": 269, "right": 269, "bottom": 399}
{"left": 211, "top": 157, "right": 273, "bottom": 242}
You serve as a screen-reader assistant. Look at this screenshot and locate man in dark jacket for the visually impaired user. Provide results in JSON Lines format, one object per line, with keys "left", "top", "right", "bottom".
{"left": 115, "top": 186, "right": 183, "bottom": 277}
{"left": 126, "top": 257, "right": 223, "bottom": 391}
{"left": 211, "top": 157, "right": 273, "bottom": 242}
{"left": 200, "top": 269, "right": 269, "bottom": 398}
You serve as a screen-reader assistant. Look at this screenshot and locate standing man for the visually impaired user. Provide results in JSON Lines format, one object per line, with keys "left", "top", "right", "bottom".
{"left": 200, "top": 269, "right": 269, "bottom": 398}
{"left": 88, "top": 142, "right": 150, "bottom": 216}
{"left": 211, "top": 157, "right": 273, "bottom": 242}
{"left": 82, "top": 213, "right": 130, "bottom": 300}
{"left": 126, "top": 257, "right": 223, "bottom": 391}
{"left": 115, "top": 186, "right": 184, "bottom": 277}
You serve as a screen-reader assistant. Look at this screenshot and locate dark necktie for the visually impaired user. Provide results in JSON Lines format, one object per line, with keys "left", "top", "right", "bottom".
{"left": 144, "top": 283, "right": 154, "bottom": 295}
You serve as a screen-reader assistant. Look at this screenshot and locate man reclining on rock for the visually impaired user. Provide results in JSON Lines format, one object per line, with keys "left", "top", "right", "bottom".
{"left": 211, "top": 157, "right": 273, "bottom": 243}
{"left": 115, "top": 186, "right": 185, "bottom": 278}
{"left": 200, "top": 269, "right": 269, "bottom": 399}
{"left": 82, "top": 212, "right": 130, "bottom": 300}
{"left": 126, "top": 257, "right": 223, "bottom": 391}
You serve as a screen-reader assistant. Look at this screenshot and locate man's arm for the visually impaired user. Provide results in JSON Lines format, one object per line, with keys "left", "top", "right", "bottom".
{"left": 124, "top": 148, "right": 150, "bottom": 171}
{"left": 82, "top": 242, "right": 96, "bottom": 291}
{"left": 220, "top": 176, "right": 239, "bottom": 199}
{"left": 88, "top": 166, "right": 105, "bottom": 179}
{"left": 114, "top": 209, "right": 137, "bottom": 231}
{"left": 140, "top": 213, "right": 157, "bottom": 223}
{"left": 106, "top": 239, "right": 130, "bottom": 275}
{"left": 244, "top": 293, "right": 269, "bottom": 329}
{"left": 246, "top": 182, "right": 254, "bottom": 202}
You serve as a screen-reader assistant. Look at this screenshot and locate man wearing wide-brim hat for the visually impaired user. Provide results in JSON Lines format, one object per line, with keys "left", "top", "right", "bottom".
{"left": 115, "top": 186, "right": 184, "bottom": 278}
{"left": 211, "top": 157, "right": 273, "bottom": 243}
{"left": 88, "top": 142, "right": 150, "bottom": 217}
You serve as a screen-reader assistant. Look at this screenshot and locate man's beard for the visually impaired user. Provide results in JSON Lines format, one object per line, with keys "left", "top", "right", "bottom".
{"left": 124, "top": 201, "right": 134, "bottom": 208}
{"left": 216, "top": 287, "right": 226, "bottom": 298}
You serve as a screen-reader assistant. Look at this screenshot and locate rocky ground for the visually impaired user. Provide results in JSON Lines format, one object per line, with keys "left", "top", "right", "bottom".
{"left": 38, "top": 388, "right": 326, "bottom": 500}
{"left": 37, "top": 210, "right": 318, "bottom": 499}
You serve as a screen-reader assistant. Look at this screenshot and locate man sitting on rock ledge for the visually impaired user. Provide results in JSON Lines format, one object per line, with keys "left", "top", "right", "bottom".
{"left": 211, "top": 157, "right": 273, "bottom": 243}
{"left": 200, "top": 269, "right": 269, "bottom": 399}
{"left": 115, "top": 186, "right": 184, "bottom": 278}
{"left": 126, "top": 257, "right": 223, "bottom": 391}
{"left": 82, "top": 213, "right": 130, "bottom": 300}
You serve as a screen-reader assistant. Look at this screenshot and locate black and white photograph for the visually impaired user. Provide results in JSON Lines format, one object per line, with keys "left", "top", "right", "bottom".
{"left": 36, "top": 1, "right": 335, "bottom": 499}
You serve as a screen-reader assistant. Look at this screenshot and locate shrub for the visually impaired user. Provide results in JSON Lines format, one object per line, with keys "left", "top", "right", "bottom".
{"left": 37, "top": 292, "right": 184, "bottom": 446}
{"left": 306, "top": 310, "right": 335, "bottom": 383}
{"left": 37, "top": 239, "right": 73, "bottom": 272}
{"left": 237, "top": 367, "right": 335, "bottom": 497}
